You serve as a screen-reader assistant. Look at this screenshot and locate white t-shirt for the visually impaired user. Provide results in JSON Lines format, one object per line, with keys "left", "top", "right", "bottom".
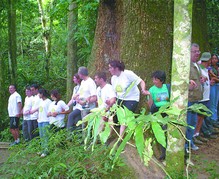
{"left": 72, "top": 85, "right": 80, "bottom": 110}
{"left": 38, "top": 98, "right": 52, "bottom": 123}
{"left": 30, "top": 95, "right": 42, "bottom": 120}
{"left": 199, "top": 66, "right": 210, "bottom": 102}
{"left": 23, "top": 96, "right": 32, "bottom": 120}
{"left": 96, "top": 84, "right": 116, "bottom": 109}
{"left": 48, "top": 100, "right": 69, "bottom": 128}
{"left": 8, "top": 91, "right": 22, "bottom": 117}
{"left": 75, "top": 77, "right": 97, "bottom": 110}
{"left": 111, "top": 70, "right": 142, "bottom": 101}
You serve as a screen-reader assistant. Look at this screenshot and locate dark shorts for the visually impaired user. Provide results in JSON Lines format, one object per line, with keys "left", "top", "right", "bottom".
{"left": 114, "top": 99, "right": 138, "bottom": 124}
{"left": 117, "top": 99, "right": 138, "bottom": 112}
{"left": 10, "top": 117, "right": 19, "bottom": 129}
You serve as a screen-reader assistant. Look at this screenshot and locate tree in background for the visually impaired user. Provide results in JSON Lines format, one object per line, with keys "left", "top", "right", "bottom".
{"left": 66, "top": 0, "right": 78, "bottom": 101}
{"left": 8, "top": 0, "right": 17, "bottom": 85}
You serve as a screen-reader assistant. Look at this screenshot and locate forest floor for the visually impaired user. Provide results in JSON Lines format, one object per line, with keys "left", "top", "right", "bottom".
{"left": 0, "top": 135, "right": 219, "bottom": 178}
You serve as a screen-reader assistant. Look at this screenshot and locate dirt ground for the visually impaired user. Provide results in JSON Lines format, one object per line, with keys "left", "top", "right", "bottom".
{"left": 122, "top": 135, "right": 219, "bottom": 179}
{"left": 0, "top": 136, "right": 219, "bottom": 178}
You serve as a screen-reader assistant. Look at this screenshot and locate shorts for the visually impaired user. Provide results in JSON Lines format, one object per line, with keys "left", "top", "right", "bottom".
{"left": 117, "top": 99, "right": 138, "bottom": 112}
{"left": 10, "top": 117, "right": 20, "bottom": 129}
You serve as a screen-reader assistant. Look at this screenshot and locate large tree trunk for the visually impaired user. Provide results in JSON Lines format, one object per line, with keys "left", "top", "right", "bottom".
{"left": 89, "top": 0, "right": 173, "bottom": 89}
{"left": 167, "top": 0, "right": 193, "bottom": 177}
{"left": 66, "top": 1, "right": 78, "bottom": 102}
{"left": 8, "top": 0, "right": 17, "bottom": 85}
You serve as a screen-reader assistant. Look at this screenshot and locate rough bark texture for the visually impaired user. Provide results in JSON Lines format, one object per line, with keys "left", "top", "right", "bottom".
{"left": 8, "top": 0, "right": 17, "bottom": 85}
{"left": 89, "top": 0, "right": 173, "bottom": 107}
{"left": 66, "top": 1, "right": 78, "bottom": 101}
{"left": 192, "top": 0, "right": 210, "bottom": 51}
{"left": 167, "top": 0, "right": 193, "bottom": 177}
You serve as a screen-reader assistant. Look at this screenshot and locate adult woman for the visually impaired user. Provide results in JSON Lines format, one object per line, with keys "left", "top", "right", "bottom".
{"left": 48, "top": 90, "right": 70, "bottom": 132}
{"left": 208, "top": 54, "right": 219, "bottom": 124}
{"left": 37, "top": 89, "right": 51, "bottom": 157}
{"left": 108, "top": 60, "right": 149, "bottom": 136}
{"left": 67, "top": 73, "right": 82, "bottom": 110}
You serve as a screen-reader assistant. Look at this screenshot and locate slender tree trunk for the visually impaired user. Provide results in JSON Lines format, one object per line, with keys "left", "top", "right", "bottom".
{"left": 37, "top": 0, "right": 52, "bottom": 79}
{"left": 66, "top": 1, "right": 78, "bottom": 101}
{"left": 167, "top": 0, "right": 193, "bottom": 177}
{"left": 8, "top": 0, "right": 17, "bottom": 85}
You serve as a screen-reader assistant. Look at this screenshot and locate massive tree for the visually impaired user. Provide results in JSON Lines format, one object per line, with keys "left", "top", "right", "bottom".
{"left": 89, "top": 0, "right": 173, "bottom": 90}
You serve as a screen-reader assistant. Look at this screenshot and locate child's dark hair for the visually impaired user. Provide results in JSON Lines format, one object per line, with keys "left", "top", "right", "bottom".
{"left": 95, "top": 72, "right": 107, "bottom": 82}
{"left": 51, "top": 89, "right": 61, "bottom": 105}
{"left": 151, "top": 70, "right": 166, "bottom": 84}
{"left": 109, "top": 60, "right": 125, "bottom": 71}
{"left": 31, "top": 84, "right": 39, "bottom": 89}
{"left": 38, "top": 88, "right": 49, "bottom": 98}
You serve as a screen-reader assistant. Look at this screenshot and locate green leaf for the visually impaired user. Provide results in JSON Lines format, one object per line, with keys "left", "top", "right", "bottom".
{"left": 151, "top": 122, "right": 166, "bottom": 148}
{"left": 91, "top": 115, "right": 101, "bottom": 151}
{"left": 134, "top": 122, "right": 144, "bottom": 160}
{"left": 99, "top": 123, "right": 111, "bottom": 143}
{"left": 143, "top": 138, "right": 153, "bottom": 166}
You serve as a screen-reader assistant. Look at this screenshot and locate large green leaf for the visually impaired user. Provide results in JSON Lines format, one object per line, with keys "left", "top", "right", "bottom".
{"left": 134, "top": 122, "right": 144, "bottom": 160}
{"left": 151, "top": 122, "right": 166, "bottom": 148}
{"left": 91, "top": 115, "right": 102, "bottom": 151}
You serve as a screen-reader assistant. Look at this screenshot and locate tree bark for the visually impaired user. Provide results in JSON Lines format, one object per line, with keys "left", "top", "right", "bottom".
{"left": 89, "top": 0, "right": 173, "bottom": 87}
{"left": 8, "top": 0, "right": 17, "bottom": 85}
{"left": 192, "top": 0, "right": 210, "bottom": 51}
{"left": 66, "top": 0, "right": 78, "bottom": 102}
{"left": 167, "top": 0, "right": 193, "bottom": 177}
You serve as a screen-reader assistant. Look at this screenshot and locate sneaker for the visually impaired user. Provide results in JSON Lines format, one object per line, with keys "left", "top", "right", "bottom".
{"left": 193, "top": 136, "right": 203, "bottom": 145}
{"left": 37, "top": 152, "right": 42, "bottom": 156}
{"left": 40, "top": 153, "right": 47, "bottom": 158}
{"left": 185, "top": 148, "right": 190, "bottom": 154}
{"left": 191, "top": 145, "right": 199, "bottom": 151}
{"left": 9, "top": 141, "right": 18, "bottom": 146}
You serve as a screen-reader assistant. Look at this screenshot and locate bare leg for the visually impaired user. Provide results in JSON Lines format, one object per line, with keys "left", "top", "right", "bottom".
{"left": 10, "top": 128, "right": 19, "bottom": 141}
{"left": 195, "top": 115, "right": 204, "bottom": 135}
{"left": 119, "top": 125, "right": 126, "bottom": 139}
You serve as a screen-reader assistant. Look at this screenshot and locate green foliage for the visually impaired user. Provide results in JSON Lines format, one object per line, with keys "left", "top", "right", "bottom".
{"left": 0, "top": 129, "right": 134, "bottom": 178}
{"left": 77, "top": 100, "right": 187, "bottom": 167}
{"left": 76, "top": 98, "right": 212, "bottom": 178}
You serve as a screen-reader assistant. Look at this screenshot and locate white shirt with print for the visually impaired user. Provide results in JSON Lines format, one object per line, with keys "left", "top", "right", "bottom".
{"left": 48, "top": 100, "right": 69, "bottom": 128}
{"left": 111, "top": 70, "right": 142, "bottom": 101}
{"left": 38, "top": 98, "right": 52, "bottom": 123}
